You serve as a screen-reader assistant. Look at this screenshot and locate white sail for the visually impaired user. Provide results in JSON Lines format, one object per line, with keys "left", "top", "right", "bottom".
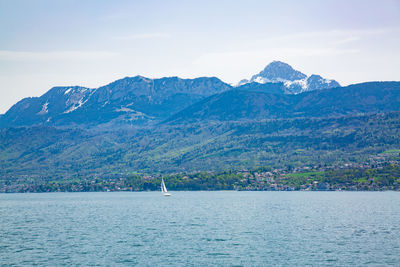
{"left": 163, "top": 182, "right": 168, "bottom": 193}
{"left": 161, "top": 178, "right": 171, "bottom": 196}
{"left": 161, "top": 178, "right": 166, "bottom": 192}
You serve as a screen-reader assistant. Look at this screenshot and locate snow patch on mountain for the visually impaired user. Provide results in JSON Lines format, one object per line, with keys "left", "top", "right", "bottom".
{"left": 37, "top": 101, "right": 49, "bottom": 115}
{"left": 116, "top": 107, "right": 135, "bottom": 112}
{"left": 284, "top": 79, "right": 308, "bottom": 93}
{"left": 62, "top": 87, "right": 95, "bottom": 114}
{"left": 64, "top": 98, "right": 88, "bottom": 114}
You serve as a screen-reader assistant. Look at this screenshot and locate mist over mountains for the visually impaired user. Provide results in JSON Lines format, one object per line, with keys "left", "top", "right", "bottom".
{"left": 1, "top": 61, "right": 399, "bottom": 179}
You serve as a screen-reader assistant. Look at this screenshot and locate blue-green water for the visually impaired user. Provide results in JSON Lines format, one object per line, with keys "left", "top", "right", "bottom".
{"left": 1, "top": 191, "right": 400, "bottom": 266}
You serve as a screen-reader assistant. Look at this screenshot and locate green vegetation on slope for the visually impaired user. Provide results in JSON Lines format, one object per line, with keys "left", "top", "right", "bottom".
{"left": 1, "top": 111, "right": 400, "bottom": 180}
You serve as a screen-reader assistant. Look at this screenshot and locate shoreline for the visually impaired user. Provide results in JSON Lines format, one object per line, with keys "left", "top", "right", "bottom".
{"left": 1, "top": 189, "right": 399, "bottom": 194}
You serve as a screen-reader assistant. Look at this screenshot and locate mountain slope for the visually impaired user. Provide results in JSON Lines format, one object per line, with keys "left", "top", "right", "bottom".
{"left": 1, "top": 111, "right": 400, "bottom": 178}
{"left": 0, "top": 76, "right": 231, "bottom": 128}
{"left": 69, "top": 76, "right": 231, "bottom": 124}
{"left": 0, "top": 86, "right": 94, "bottom": 127}
{"left": 236, "top": 82, "right": 287, "bottom": 94}
{"left": 166, "top": 82, "right": 400, "bottom": 123}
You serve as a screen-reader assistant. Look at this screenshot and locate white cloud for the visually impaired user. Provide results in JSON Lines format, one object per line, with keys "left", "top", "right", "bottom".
{"left": 112, "top": 33, "right": 171, "bottom": 40}
{"left": 0, "top": 50, "right": 119, "bottom": 61}
{"left": 334, "top": 36, "right": 360, "bottom": 45}
{"left": 262, "top": 28, "right": 391, "bottom": 43}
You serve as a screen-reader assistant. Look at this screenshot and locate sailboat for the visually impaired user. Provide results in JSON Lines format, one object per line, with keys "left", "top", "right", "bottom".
{"left": 161, "top": 178, "right": 171, "bottom": 196}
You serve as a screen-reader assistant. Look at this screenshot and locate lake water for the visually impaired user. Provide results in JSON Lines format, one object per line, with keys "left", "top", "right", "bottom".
{"left": 1, "top": 191, "right": 400, "bottom": 266}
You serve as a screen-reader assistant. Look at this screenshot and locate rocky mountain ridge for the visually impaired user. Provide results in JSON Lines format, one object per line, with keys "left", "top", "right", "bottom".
{"left": 0, "top": 76, "right": 231, "bottom": 127}
{"left": 238, "top": 61, "right": 340, "bottom": 94}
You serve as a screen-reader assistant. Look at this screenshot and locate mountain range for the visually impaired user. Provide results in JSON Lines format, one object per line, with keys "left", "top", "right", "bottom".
{"left": 0, "top": 61, "right": 341, "bottom": 128}
{"left": 0, "top": 76, "right": 230, "bottom": 127}
{"left": 0, "top": 61, "right": 399, "bottom": 179}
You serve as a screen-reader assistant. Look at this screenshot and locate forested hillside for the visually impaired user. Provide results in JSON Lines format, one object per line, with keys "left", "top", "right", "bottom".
{"left": 1, "top": 111, "right": 399, "bottom": 181}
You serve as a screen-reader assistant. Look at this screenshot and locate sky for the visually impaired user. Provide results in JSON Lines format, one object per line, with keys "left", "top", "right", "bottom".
{"left": 0, "top": 0, "right": 400, "bottom": 113}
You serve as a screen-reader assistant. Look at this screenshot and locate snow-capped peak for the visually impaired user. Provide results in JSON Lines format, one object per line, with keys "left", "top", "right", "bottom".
{"left": 240, "top": 61, "right": 340, "bottom": 94}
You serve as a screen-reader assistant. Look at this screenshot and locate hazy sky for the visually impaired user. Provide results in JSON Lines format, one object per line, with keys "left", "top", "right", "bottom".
{"left": 1, "top": 0, "right": 400, "bottom": 113}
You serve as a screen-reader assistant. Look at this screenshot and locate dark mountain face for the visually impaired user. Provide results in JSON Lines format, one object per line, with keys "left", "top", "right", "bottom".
{"left": 252, "top": 61, "right": 307, "bottom": 82}
{"left": 165, "top": 90, "right": 293, "bottom": 123}
{"left": 90, "top": 76, "right": 229, "bottom": 104}
{"left": 166, "top": 82, "right": 400, "bottom": 123}
{"left": 236, "top": 82, "right": 286, "bottom": 94}
{"left": 0, "top": 76, "right": 231, "bottom": 127}
{"left": 81, "top": 76, "right": 231, "bottom": 118}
